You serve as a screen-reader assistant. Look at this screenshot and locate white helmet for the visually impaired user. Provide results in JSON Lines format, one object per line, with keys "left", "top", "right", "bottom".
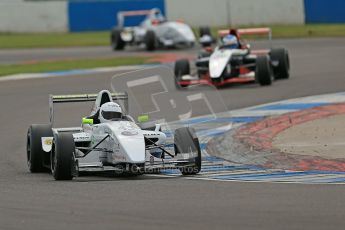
{"left": 99, "top": 102, "right": 122, "bottom": 123}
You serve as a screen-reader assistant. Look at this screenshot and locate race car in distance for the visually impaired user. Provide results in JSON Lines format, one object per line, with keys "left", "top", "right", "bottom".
{"left": 26, "top": 90, "right": 201, "bottom": 180}
{"left": 110, "top": 8, "right": 196, "bottom": 51}
{"left": 174, "top": 27, "right": 290, "bottom": 88}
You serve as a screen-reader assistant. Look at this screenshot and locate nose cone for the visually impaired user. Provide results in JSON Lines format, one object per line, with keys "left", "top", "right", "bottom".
{"left": 209, "top": 49, "right": 233, "bottom": 78}
{"left": 118, "top": 131, "right": 146, "bottom": 163}
{"left": 108, "top": 122, "right": 146, "bottom": 163}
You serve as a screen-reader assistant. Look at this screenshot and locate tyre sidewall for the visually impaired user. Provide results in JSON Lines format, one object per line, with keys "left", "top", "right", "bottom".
{"left": 111, "top": 28, "right": 125, "bottom": 50}
{"left": 174, "top": 59, "right": 190, "bottom": 88}
{"left": 145, "top": 30, "right": 156, "bottom": 51}
{"left": 51, "top": 133, "right": 75, "bottom": 180}
{"left": 27, "top": 124, "right": 52, "bottom": 173}
{"left": 256, "top": 55, "right": 273, "bottom": 86}
{"left": 270, "top": 48, "right": 290, "bottom": 79}
{"left": 174, "top": 127, "right": 201, "bottom": 175}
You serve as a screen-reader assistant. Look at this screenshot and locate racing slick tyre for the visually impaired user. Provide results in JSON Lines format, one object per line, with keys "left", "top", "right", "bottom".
{"left": 270, "top": 48, "right": 290, "bottom": 79}
{"left": 199, "top": 27, "right": 213, "bottom": 47}
{"left": 145, "top": 30, "right": 156, "bottom": 51}
{"left": 256, "top": 55, "right": 273, "bottom": 86}
{"left": 51, "top": 133, "right": 75, "bottom": 180}
{"left": 27, "top": 124, "right": 53, "bottom": 173}
{"left": 174, "top": 59, "right": 190, "bottom": 89}
{"left": 111, "top": 28, "right": 125, "bottom": 50}
{"left": 199, "top": 27, "right": 211, "bottom": 37}
{"left": 174, "top": 127, "right": 202, "bottom": 175}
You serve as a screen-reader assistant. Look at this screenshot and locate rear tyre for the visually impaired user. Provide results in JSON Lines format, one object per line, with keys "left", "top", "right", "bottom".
{"left": 27, "top": 124, "right": 52, "bottom": 173}
{"left": 270, "top": 48, "right": 290, "bottom": 79}
{"left": 111, "top": 28, "right": 125, "bottom": 51}
{"left": 145, "top": 30, "right": 156, "bottom": 51}
{"left": 199, "top": 27, "right": 213, "bottom": 47}
{"left": 51, "top": 133, "right": 75, "bottom": 180}
{"left": 174, "top": 127, "right": 202, "bottom": 175}
{"left": 174, "top": 59, "right": 190, "bottom": 89}
{"left": 199, "top": 27, "right": 211, "bottom": 37}
{"left": 256, "top": 55, "right": 273, "bottom": 86}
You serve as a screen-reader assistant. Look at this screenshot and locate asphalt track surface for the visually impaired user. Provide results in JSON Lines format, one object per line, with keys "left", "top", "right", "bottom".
{"left": 0, "top": 46, "right": 195, "bottom": 65}
{"left": 1, "top": 38, "right": 345, "bottom": 230}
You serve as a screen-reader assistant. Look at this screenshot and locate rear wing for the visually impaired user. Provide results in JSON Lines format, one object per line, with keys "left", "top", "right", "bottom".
{"left": 117, "top": 10, "right": 152, "bottom": 28}
{"left": 49, "top": 92, "right": 128, "bottom": 124}
{"left": 218, "top": 27, "right": 272, "bottom": 49}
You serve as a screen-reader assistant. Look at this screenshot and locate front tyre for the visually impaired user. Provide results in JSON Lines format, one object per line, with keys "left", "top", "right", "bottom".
{"left": 174, "top": 127, "right": 202, "bottom": 175}
{"left": 27, "top": 124, "right": 52, "bottom": 173}
{"left": 199, "top": 26, "right": 211, "bottom": 37}
{"left": 111, "top": 28, "right": 125, "bottom": 51}
{"left": 51, "top": 133, "right": 75, "bottom": 180}
{"left": 145, "top": 30, "right": 156, "bottom": 51}
{"left": 270, "top": 48, "right": 290, "bottom": 79}
{"left": 174, "top": 59, "right": 190, "bottom": 89}
{"left": 199, "top": 26, "right": 213, "bottom": 47}
{"left": 256, "top": 55, "right": 273, "bottom": 86}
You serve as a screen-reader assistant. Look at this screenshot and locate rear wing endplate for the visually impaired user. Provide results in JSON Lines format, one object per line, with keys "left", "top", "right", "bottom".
{"left": 49, "top": 92, "right": 128, "bottom": 125}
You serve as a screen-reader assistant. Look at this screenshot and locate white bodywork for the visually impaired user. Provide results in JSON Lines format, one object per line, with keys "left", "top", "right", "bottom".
{"left": 77, "top": 121, "right": 166, "bottom": 169}
{"left": 43, "top": 90, "right": 199, "bottom": 174}
{"left": 118, "top": 9, "right": 195, "bottom": 47}
{"left": 44, "top": 90, "right": 171, "bottom": 172}
{"left": 153, "top": 21, "right": 195, "bottom": 45}
{"left": 129, "top": 21, "right": 196, "bottom": 47}
{"left": 209, "top": 48, "right": 249, "bottom": 78}
{"left": 42, "top": 121, "right": 167, "bottom": 171}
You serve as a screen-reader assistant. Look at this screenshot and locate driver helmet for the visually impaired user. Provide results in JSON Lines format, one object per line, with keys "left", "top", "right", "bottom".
{"left": 222, "top": 34, "right": 239, "bottom": 49}
{"left": 152, "top": 8, "right": 164, "bottom": 21}
{"left": 99, "top": 102, "right": 122, "bottom": 123}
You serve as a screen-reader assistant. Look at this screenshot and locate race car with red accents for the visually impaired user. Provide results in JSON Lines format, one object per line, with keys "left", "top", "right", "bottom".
{"left": 174, "top": 27, "right": 290, "bottom": 88}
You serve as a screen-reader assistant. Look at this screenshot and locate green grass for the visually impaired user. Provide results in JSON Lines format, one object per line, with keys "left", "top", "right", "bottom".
{"left": 0, "top": 32, "right": 109, "bottom": 49}
{"left": 0, "top": 56, "right": 148, "bottom": 77}
{"left": 1, "top": 24, "right": 345, "bottom": 49}
{"left": 251, "top": 24, "right": 345, "bottom": 38}
{"left": 200, "top": 24, "right": 345, "bottom": 39}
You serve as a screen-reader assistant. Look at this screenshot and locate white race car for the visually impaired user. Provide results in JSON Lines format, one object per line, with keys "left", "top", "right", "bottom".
{"left": 110, "top": 8, "right": 196, "bottom": 51}
{"left": 175, "top": 28, "right": 290, "bottom": 88}
{"left": 27, "top": 90, "right": 201, "bottom": 180}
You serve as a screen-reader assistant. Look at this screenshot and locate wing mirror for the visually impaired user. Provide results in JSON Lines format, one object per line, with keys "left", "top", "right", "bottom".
{"left": 82, "top": 117, "right": 94, "bottom": 125}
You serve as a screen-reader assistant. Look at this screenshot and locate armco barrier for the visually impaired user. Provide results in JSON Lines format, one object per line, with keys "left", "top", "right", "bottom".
{"left": 68, "top": 0, "right": 165, "bottom": 32}
{"left": 304, "top": 0, "right": 345, "bottom": 23}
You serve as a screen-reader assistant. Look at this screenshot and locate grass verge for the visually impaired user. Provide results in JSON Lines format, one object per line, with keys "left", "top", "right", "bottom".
{"left": 0, "top": 56, "right": 148, "bottom": 77}
{"left": 0, "top": 32, "right": 109, "bottom": 49}
{"left": 211, "top": 24, "right": 345, "bottom": 38}
{"left": 1, "top": 24, "right": 345, "bottom": 49}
